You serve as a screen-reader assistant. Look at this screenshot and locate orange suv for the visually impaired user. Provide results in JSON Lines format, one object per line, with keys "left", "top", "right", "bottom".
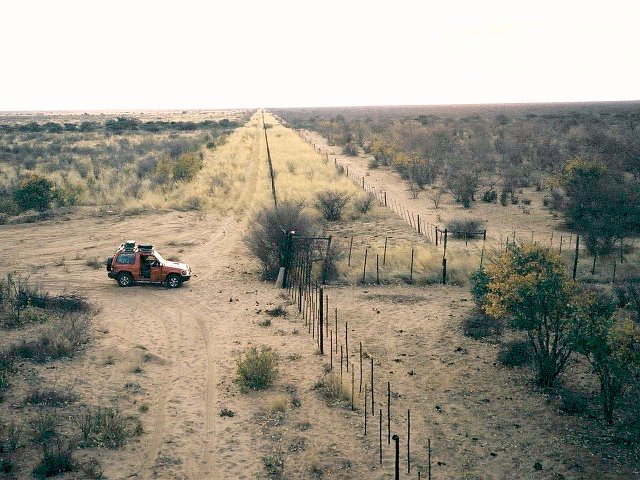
{"left": 106, "top": 241, "right": 191, "bottom": 288}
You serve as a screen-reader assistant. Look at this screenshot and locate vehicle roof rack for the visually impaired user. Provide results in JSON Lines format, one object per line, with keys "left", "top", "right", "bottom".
{"left": 123, "top": 240, "right": 136, "bottom": 251}
{"left": 138, "top": 244, "right": 154, "bottom": 252}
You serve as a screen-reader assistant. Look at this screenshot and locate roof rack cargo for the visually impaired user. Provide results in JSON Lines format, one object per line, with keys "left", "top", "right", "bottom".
{"left": 138, "top": 244, "right": 154, "bottom": 252}
{"left": 123, "top": 240, "right": 136, "bottom": 251}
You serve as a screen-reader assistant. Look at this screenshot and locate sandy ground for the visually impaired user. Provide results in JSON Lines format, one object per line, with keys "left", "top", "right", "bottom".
{"left": 1, "top": 111, "right": 638, "bottom": 479}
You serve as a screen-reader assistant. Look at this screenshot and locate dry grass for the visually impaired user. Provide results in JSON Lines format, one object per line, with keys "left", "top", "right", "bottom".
{"left": 334, "top": 242, "right": 479, "bottom": 286}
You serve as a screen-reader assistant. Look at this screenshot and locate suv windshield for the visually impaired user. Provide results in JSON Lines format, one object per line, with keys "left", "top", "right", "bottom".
{"left": 154, "top": 252, "right": 165, "bottom": 264}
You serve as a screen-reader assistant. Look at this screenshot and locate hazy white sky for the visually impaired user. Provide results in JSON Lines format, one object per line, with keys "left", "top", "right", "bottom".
{"left": 1, "top": 0, "right": 638, "bottom": 110}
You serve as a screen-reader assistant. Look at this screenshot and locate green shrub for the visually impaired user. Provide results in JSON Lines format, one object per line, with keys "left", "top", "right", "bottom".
{"left": 13, "top": 175, "right": 56, "bottom": 211}
{"left": 469, "top": 268, "right": 490, "bottom": 306}
{"left": 342, "top": 143, "right": 358, "bottom": 156}
{"left": 173, "top": 151, "right": 203, "bottom": 182}
{"left": 236, "top": 346, "right": 278, "bottom": 390}
{"left": 315, "top": 190, "right": 351, "bottom": 221}
{"left": 446, "top": 218, "right": 484, "bottom": 239}
{"left": 497, "top": 340, "right": 533, "bottom": 368}
{"left": 31, "top": 411, "right": 58, "bottom": 444}
{"left": 482, "top": 189, "right": 497, "bottom": 203}
{"left": 559, "top": 389, "right": 588, "bottom": 415}
{"left": 32, "top": 440, "right": 75, "bottom": 479}
{"left": 76, "top": 407, "right": 130, "bottom": 449}
{"left": 25, "top": 389, "right": 78, "bottom": 407}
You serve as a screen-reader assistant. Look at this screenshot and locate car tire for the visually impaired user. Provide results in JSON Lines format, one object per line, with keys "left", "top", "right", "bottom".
{"left": 165, "top": 274, "right": 182, "bottom": 289}
{"left": 117, "top": 272, "right": 133, "bottom": 287}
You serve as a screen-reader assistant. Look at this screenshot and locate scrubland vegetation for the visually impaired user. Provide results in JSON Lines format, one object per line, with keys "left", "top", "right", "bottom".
{"left": 0, "top": 112, "right": 246, "bottom": 219}
{"left": 274, "top": 103, "right": 640, "bottom": 255}
{"left": 0, "top": 273, "right": 144, "bottom": 477}
{"left": 470, "top": 243, "right": 640, "bottom": 427}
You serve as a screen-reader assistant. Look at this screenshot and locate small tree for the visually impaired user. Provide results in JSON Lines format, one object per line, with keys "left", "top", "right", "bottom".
{"left": 445, "top": 168, "right": 479, "bottom": 208}
{"left": 13, "top": 175, "right": 56, "bottom": 211}
{"left": 560, "top": 158, "right": 640, "bottom": 254}
{"left": 484, "top": 244, "right": 577, "bottom": 387}
{"left": 570, "top": 289, "right": 633, "bottom": 423}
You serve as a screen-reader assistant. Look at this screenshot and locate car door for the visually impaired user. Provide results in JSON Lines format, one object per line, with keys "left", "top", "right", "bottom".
{"left": 150, "top": 254, "right": 163, "bottom": 283}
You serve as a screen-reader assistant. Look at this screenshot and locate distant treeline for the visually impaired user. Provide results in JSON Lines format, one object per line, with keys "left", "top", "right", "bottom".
{"left": 0, "top": 117, "right": 240, "bottom": 134}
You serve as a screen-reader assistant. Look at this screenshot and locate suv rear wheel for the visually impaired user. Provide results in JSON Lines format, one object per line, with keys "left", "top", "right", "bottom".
{"left": 165, "top": 274, "right": 182, "bottom": 289}
{"left": 117, "top": 272, "right": 133, "bottom": 287}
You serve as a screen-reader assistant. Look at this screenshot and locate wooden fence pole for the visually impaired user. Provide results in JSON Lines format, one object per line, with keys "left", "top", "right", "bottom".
{"left": 379, "top": 409, "right": 383, "bottom": 464}
{"left": 364, "top": 383, "right": 368, "bottom": 435}
{"left": 359, "top": 342, "right": 363, "bottom": 393}
{"left": 387, "top": 381, "right": 391, "bottom": 445}
{"left": 417, "top": 214, "right": 421, "bottom": 234}
{"left": 319, "top": 287, "right": 324, "bottom": 354}
{"left": 383, "top": 237, "right": 388, "bottom": 265}
{"left": 393, "top": 434, "right": 400, "bottom": 480}
{"left": 442, "top": 258, "right": 447, "bottom": 285}
{"left": 363, "top": 248, "right": 368, "bottom": 282}
{"left": 376, "top": 254, "right": 380, "bottom": 285}
{"left": 410, "top": 248, "right": 414, "bottom": 282}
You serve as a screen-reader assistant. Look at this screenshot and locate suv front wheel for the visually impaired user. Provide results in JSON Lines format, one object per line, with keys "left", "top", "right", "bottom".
{"left": 165, "top": 274, "right": 182, "bottom": 289}
{"left": 117, "top": 272, "right": 133, "bottom": 287}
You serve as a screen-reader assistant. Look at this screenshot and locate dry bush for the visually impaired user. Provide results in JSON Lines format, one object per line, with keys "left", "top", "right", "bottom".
{"left": 353, "top": 193, "right": 375, "bottom": 214}
{"left": 262, "top": 446, "right": 285, "bottom": 479}
{"left": 76, "top": 407, "right": 130, "bottom": 449}
{"left": 25, "top": 389, "right": 78, "bottom": 407}
{"left": 6, "top": 314, "right": 91, "bottom": 363}
{"left": 245, "top": 202, "right": 317, "bottom": 279}
{"left": 315, "top": 190, "right": 351, "bottom": 221}
{"left": 315, "top": 372, "right": 350, "bottom": 403}
{"left": 32, "top": 440, "right": 75, "bottom": 479}
{"left": 446, "top": 218, "right": 485, "bottom": 239}
{"left": 267, "top": 394, "right": 289, "bottom": 414}
{"left": 236, "top": 346, "right": 278, "bottom": 390}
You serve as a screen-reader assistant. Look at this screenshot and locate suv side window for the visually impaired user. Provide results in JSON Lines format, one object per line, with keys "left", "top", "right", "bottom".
{"left": 117, "top": 253, "right": 136, "bottom": 265}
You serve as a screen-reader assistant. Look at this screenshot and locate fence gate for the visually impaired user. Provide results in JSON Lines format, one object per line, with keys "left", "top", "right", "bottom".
{"left": 283, "top": 234, "right": 332, "bottom": 294}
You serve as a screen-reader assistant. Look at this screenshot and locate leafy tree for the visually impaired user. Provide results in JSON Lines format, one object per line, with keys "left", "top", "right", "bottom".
{"left": 571, "top": 289, "right": 637, "bottom": 423}
{"left": 484, "top": 244, "right": 577, "bottom": 387}
{"left": 369, "top": 138, "right": 395, "bottom": 167}
{"left": 445, "top": 162, "right": 480, "bottom": 208}
{"left": 392, "top": 152, "right": 435, "bottom": 188}
{"left": 13, "top": 175, "right": 56, "bottom": 211}
{"left": 560, "top": 158, "right": 640, "bottom": 254}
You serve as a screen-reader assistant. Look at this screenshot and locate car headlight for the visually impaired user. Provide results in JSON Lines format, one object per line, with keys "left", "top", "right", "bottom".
{"left": 181, "top": 270, "right": 189, "bottom": 276}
